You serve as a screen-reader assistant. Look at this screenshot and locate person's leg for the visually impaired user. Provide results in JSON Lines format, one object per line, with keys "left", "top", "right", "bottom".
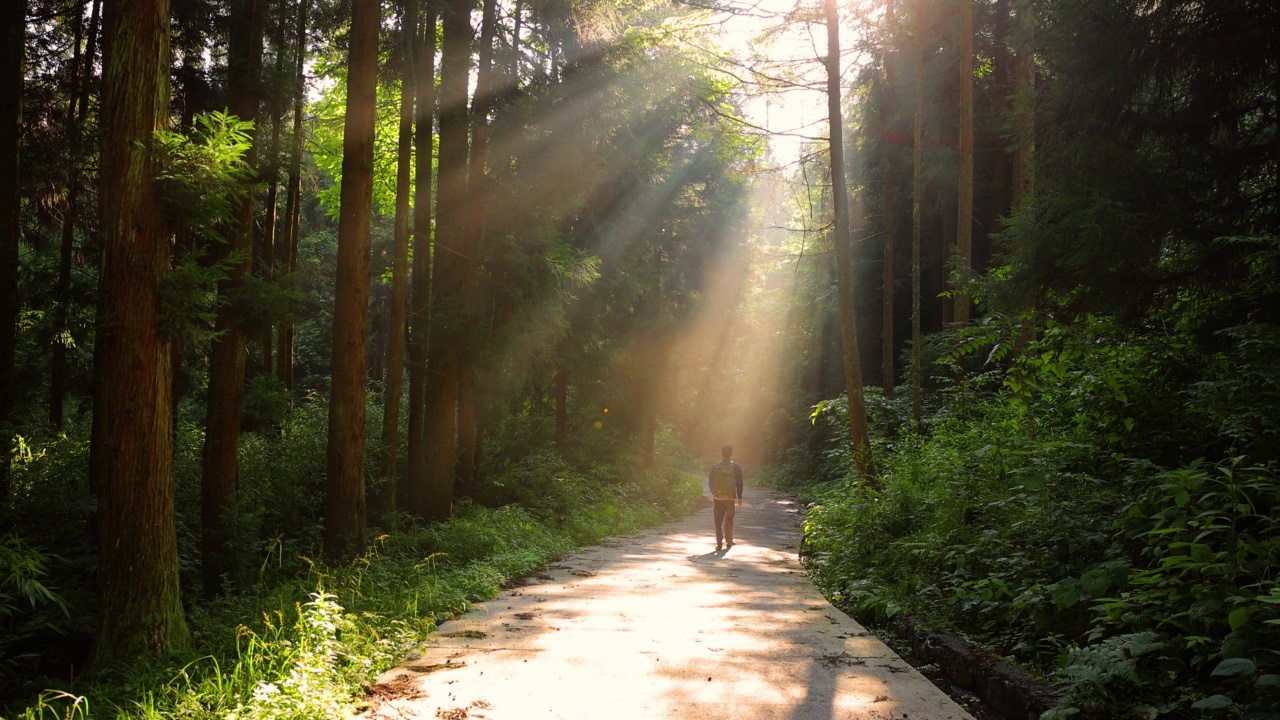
{"left": 713, "top": 500, "right": 727, "bottom": 549}
{"left": 724, "top": 503, "right": 736, "bottom": 547}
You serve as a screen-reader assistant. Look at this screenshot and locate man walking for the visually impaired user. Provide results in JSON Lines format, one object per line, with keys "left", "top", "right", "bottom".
{"left": 708, "top": 445, "right": 744, "bottom": 551}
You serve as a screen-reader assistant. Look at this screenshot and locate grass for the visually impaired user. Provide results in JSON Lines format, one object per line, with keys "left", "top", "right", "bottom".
{"left": 3, "top": 400, "right": 703, "bottom": 720}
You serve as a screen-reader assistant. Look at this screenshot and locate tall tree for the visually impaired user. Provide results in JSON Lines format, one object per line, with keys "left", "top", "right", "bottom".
{"left": 825, "top": 0, "right": 875, "bottom": 480}
{"left": 404, "top": 0, "right": 436, "bottom": 517}
{"left": 278, "top": 0, "right": 308, "bottom": 393}
{"left": 324, "top": 0, "right": 379, "bottom": 558}
{"left": 954, "top": 0, "right": 973, "bottom": 326}
{"left": 258, "top": 0, "right": 292, "bottom": 378}
{"left": 1010, "top": 0, "right": 1035, "bottom": 348}
{"left": 880, "top": 0, "right": 897, "bottom": 397}
{"left": 202, "top": 0, "right": 264, "bottom": 596}
{"left": 50, "top": 0, "right": 100, "bottom": 429}
{"left": 90, "top": 0, "right": 190, "bottom": 665}
{"left": 1012, "top": 0, "right": 1034, "bottom": 209}
{"left": 380, "top": 0, "right": 416, "bottom": 511}
{"left": 456, "top": 0, "right": 499, "bottom": 497}
{"left": 422, "top": 0, "right": 476, "bottom": 521}
{"left": 987, "top": 0, "right": 1010, "bottom": 237}
{"left": 910, "top": 0, "right": 923, "bottom": 426}
{"left": 0, "top": 0, "right": 24, "bottom": 501}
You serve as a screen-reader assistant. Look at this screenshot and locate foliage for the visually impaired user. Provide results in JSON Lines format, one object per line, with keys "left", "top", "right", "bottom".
{"left": 2, "top": 393, "right": 702, "bottom": 717}
{"left": 784, "top": 311, "right": 1280, "bottom": 718}
{"left": 153, "top": 112, "right": 257, "bottom": 233}
{"left": 0, "top": 535, "right": 69, "bottom": 682}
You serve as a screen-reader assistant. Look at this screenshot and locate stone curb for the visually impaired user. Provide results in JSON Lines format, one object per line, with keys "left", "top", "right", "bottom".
{"left": 852, "top": 609, "right": 1060, "bottom": 720}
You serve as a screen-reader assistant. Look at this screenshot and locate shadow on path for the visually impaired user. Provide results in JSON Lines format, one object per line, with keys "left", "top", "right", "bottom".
{"left": 362, "top": 489, "right": 973, "bottom": 720}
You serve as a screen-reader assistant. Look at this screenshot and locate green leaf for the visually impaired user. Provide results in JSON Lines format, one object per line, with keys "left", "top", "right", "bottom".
{"left": 1080, "top": 569, "right": 1112, "bottom": 596}
{"left": 1228, "top": 607, "right": 1251, "bottom": 631}
{"left": 1191, "top": 695, "right": 1235, "bottom": 710}
{"left": 1255, "top": 674, "right": 1280, "bottom": 689}
{"left": 1211, "top": 658, "right": 1257, "bottom": 677}
{"left": 1052, "top": 580, "right": 1081, "bottom": 609}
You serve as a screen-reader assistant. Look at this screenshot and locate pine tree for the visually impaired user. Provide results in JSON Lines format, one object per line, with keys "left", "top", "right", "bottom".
{"left": 422, "top": 0, "right": 477, "bottom": 521}
{"left": 825, "top": 0, "right": 875, "bottom": 480}
{"left": 0, "top": 0, "right": 24, "bottom": 501}
{"left": 955, "top": 0, "right": 973, "bottom": 326}
{"left": 90, "top": 0, "right": 190, "bottom": 665}
{"left": 910, "top": 0, "right": 923, "bottom": 426}
{"left": 380, "top": 0, "right": 417, "bottom": 511}
{"left": 324, "top": 0, "right": 380, "bottom": 558}
{"left": 202, "top": 0, "right": 264, "bottom": 597}
{"left": 405, "top": 0, "right": 437, "bottom": 518}
{"left": 278, "top": 0, "right": 309, "bottom": 394}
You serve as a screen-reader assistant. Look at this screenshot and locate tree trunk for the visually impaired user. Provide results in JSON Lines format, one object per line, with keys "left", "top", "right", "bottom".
{"left": 278, "top": 0, "right": 308, "bottom": 395}
{"left": 0, "top": 0, "right": 24, "bottom": 501}
{"left": 202, "top": 0, "right": 263, "bottom": 597}
{"left": 379, "top": 0, "right": 416, "bottom": 513}
{"left": 1012, "top": 0, "right": 1035, "bottom": 210}
{"left": 422, "top": 0, "right": 476, "bottom": 521}
{"left": 825, "top": 0, "right": 875, "bottom": 480}
{"left": 405, "top": 0, "right": 436, "bottom": 517}
{"left": 941, "top": 193, "right": 955, "bottom": 325}
{"left": 324, "top": 0, "right": 378, "bottom": 558}
{"left": 50, "top": 6, "right": 85, "bottom": 430}
{"left": 910, "top": 0, "right": 924, "bottom": 427}
{"left": 259, "top": 0, "right": 290, "bottom": 379}
{"left": 554, "top": 361, "right": 567, "bottom": 445}
{"left": 955, "top": 0, "right": 973, "bottom": 326}
{"left": 454, "top": 0, "right": 497, "bottom": 499}
{"left": 1011, "top": 0, "right": 1036, "bottom": 350}
{"left": 880, "top": 0, "right": 896, "bottom": 398}
{"left": 882, "top": 163, "right": 895, "bottom": 396}
{"left": 89, "top": 0, "right": 190, "bottom": 666}
{"left": 987, "top": 0, "right": 1010, "bottom": 255}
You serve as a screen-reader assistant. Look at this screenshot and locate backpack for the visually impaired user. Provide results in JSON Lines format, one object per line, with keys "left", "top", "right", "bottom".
{"left": 710, "top": 461, "right": 737, "bottom": 501}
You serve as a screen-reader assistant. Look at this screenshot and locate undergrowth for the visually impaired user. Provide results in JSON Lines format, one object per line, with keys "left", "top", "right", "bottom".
{"left": 776, "top": 311, "right": 1280, "bottom": 719}
{"left": 1, "top": 396, "right": 701, "bottom": 719}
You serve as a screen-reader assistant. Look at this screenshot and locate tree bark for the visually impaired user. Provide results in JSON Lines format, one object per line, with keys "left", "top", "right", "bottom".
{"left": 554, "top": 361, "right": 567, "bottom": 445}
{"left": 454, "top": 0, "right": 497, "bottom": 498}
{"left": 202, "top": 0, "right": 263, "bottom": 597}
{"left": 1011, "top": 0, "right": 1036, "bottom": 351}
{"left": 422, "top": 0, "right": 475, "bottom": 521}
{"left": 825, "top": 0, "right": 875, "bottom": 480}
{"left": 987, "top": 0, "right": 1010, "bottom": 252}
{"left": 379, "top": 0, "right": 416, "bottom": 513}
{"left": 942, "top": 192, "right": 955, "bottom": 324}
{"left": 259, "top": 0, "right": 291, "bottom": 379}
{"left": 50, "top": 5, "right": 85, "bottom": 430}
{"left": 955, "top": 0, "right": 973, "bottom": 326}
{"left": 880, "top": 0, "right": 896, "bottom": 398}
{"left": 405, "top": 0, "right": 436, "bottom": 517}
{"left": 882, "top": 162, "right": 895, "bottom": 396}
{"left": 0, "top": 0, "right": 25, "bottom": 501}
{"left": 278, "top": 0, "right": 308, "bottom": 395}
{"left": 1012, "top": 0, "right": 1035, "bottom": 210}
{"left": 910, "top": 0, "right": 924, "bottom": 427}
{"left": 90, "top": 0, "right": 190, "bottom": 666}
{"left": 324, "top": 0, "right": 378, "bottom": 558}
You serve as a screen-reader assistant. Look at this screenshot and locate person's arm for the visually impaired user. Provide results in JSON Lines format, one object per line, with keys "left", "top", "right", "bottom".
{"left": 735, "top": 463, "right": 744, "bottom": 505}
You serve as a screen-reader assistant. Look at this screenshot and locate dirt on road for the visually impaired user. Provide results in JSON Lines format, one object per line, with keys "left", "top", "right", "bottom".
{"left": 360, "top": 488, "right": 975, "bottom": 720}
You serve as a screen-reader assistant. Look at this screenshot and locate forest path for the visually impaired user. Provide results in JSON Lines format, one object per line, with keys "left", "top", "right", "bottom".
{"left": 361, "top": 488, "right": 974, "bottom": 720}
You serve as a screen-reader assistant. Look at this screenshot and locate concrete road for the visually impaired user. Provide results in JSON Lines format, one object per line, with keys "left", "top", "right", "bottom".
{"left": 363, "top": 488, "right": 975, "bottom": 720}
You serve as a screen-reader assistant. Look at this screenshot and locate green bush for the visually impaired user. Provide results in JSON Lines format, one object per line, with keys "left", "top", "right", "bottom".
{"left": 785, "top": 314, "right": 1280, "bottom": 718}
